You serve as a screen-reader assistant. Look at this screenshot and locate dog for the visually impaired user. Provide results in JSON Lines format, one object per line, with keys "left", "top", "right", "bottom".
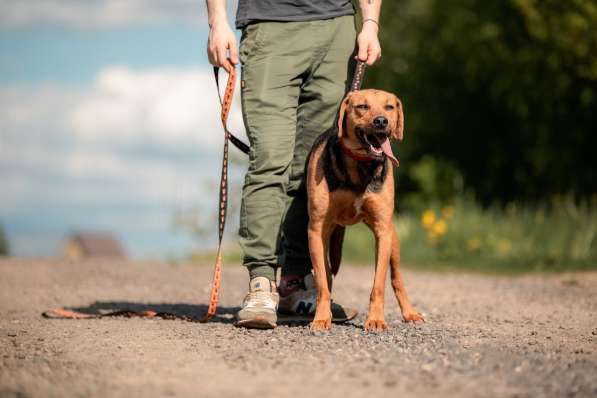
{"left": 306, "top": 89, "right": 424, "bottom": 331}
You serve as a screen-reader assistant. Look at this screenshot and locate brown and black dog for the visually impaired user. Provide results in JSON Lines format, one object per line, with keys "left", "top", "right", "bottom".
{"left": 306, "top": 89, "right": 424, "bottom": 331}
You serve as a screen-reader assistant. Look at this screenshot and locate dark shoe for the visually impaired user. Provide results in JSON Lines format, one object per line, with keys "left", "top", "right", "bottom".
{"left": 277, "top": 273, "right": 358, "bottom": 323}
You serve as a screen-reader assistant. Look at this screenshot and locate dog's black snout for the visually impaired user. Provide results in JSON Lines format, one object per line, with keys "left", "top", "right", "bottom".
{"left": 373, "top": 116, "right": 389, "bottom": 129}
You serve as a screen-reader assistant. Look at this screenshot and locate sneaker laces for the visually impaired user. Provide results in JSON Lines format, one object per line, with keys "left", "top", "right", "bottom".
{"left": 244, "top": 291, "right": 275, "bottom": 307}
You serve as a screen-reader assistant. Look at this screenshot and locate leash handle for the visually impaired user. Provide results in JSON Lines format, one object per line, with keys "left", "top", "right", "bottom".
{"left": 350, "top": 61, "right": 367, "bottom": 92}
{"left": 212, "top": 67, "right": 250, "bottom": 154}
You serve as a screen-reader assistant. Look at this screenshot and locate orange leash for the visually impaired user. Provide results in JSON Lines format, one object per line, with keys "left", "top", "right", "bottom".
{"left": 200, "top": 66, "right": 249, "bottom": 322}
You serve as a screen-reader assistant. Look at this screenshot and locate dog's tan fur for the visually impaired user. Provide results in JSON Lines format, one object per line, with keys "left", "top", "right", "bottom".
{"left": 307, "top": 89, "right": 424, "bottom": 331}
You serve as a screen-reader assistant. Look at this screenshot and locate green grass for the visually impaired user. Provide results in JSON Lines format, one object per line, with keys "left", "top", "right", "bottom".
{"left": 190, "top": 248, "right": 244, "bottom": 266}
{"left": 190, "top": 197, "right": 597, "bottom": 275}
{"left": 343, "top": 196, "right": 597, "bottom": 274}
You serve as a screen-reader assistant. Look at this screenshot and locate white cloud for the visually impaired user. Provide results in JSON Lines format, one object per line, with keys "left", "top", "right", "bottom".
{"left": 1, "top": 65, "right": 246, "bottom": 150}
{"left": 0, "top": 0, "right": 239, "bottom": 30}
{"left": 0, "top": 65, "right": 248, "bottom": 256}
{"left": 68, "top": 66, "right": 246, "bottom": 148}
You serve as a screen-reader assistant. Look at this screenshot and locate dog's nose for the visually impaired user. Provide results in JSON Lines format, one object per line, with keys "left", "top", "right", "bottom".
{"left": 373, "top": 116, "right": 388, "bottom": 129}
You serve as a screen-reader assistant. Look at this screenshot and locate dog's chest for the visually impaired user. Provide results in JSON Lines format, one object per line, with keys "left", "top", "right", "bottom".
{"left": 333, "top": 194, "right": 367, "bottom": 226}
{"left": 354, "top": 197, "right": 364, "bottom": 215}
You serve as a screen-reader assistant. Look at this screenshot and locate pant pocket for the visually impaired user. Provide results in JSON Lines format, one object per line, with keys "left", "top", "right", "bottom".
{"left": 240, "top": 23, "right": 267, "bottom": 64}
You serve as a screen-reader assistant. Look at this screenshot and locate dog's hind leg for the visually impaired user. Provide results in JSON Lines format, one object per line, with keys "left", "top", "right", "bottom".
{"left": 389, "top": 228, "right": 424, "bottom": 323}
{"left": 329, "top": 225, "right": 345, "bottom": 277}
{"left": 309, "top": 220, "right": 333, "bottom": 331}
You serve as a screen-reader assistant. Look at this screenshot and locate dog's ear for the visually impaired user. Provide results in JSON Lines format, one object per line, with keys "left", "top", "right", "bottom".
{"left": 337, "top": 93, "right": 352, "bottom": 137}
{"left": 392, "top": 95, "right": 404, "bottom": 141}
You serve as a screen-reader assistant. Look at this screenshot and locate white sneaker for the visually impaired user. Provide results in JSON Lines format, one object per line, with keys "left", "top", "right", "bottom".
{"left": 236, "top": 277, "right": 279, "bottom": 329}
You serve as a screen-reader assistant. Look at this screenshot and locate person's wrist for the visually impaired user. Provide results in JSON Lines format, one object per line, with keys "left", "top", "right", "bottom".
{"left": 208, "top": 11, "right": 228, "bottom": 29}
{"left": 361, "top": 19, "right": 379, "bottom": 33}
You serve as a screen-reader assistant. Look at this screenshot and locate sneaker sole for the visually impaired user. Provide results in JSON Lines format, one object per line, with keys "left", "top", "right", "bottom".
{"left": 235, "top": 316, "right": 276, "bottom": 329}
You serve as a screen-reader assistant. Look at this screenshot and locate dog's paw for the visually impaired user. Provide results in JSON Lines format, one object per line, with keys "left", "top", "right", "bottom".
{"left": 364, "top": 318, "right": 388, "bottom": 331}
{"left": 310, "top": 318, "right": 332, "bottom": 331}
{"left": 403, "top": 311, "right": 425, "bottom": 323}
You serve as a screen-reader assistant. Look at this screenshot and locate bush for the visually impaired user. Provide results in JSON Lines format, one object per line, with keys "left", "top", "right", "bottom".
{"left": 370, "top": 0, "right": 597, "bottom": 203}
{"left": 343, "top": 196, "right": 597, "bottom": 273}
{"left": 0, "top": 224, "right": 9, "bottom": 256}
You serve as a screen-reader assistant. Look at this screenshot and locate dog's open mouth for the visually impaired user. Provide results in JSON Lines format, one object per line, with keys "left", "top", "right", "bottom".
{"left": 363, "top": 132, "right": 388, "bottom": 155}
{"left": 356, "top": 127, "right": 399, "bottom": 166}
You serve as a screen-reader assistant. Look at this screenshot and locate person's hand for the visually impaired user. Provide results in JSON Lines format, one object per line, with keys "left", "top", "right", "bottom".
{"left": 207, "top": 18, "right": 238, "bottom": 72}
{"left": 356, "top": 20, "right": 381, "bottom": 66}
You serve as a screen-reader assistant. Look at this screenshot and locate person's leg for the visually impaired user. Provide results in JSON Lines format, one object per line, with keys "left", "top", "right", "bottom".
{"left": 237, "top": 21, "right": 320, "bottom": 328}
{"left": 238, "top": 21, "right": 328, "bottom": 281}
{"left": 280, "top": 15, "right": 357, "bottom": 278}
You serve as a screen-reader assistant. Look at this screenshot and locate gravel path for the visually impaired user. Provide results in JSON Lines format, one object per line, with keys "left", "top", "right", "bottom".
{"left": 1, "top": 259, "right": 596, "bottom": 398}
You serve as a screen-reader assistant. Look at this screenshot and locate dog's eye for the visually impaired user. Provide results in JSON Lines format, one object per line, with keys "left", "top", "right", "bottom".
{"left": 385, "top": 105, "right": 395, "bottom": 111}
{"left": 356, "top": 104, "right": 369, "bottom": 111}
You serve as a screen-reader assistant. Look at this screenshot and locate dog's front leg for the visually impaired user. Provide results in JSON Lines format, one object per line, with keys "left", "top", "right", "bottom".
{"left": 364, "top": 223, "right": 392, "bottom": 331}
{"left": 390, "top": 229, "right": 424, "bottom": 323}
{"left": 308, "top": 221, "right": 333, "bottom": 331}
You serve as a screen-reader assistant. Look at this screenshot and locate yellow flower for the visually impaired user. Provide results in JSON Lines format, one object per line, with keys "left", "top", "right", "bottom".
{"left": 432, "top": 219, "right": 448, "bottom": 236}
{"left": 421, "top": 210, "right": 436, "bottom": 229}
{"left": 442, "top": 206, "right": 455, "bottom": 219}
{"left": 467, "top": 237, "right": 482, "bottom": 251}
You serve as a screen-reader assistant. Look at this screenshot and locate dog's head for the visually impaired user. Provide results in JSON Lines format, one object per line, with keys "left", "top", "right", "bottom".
{"left": 337, "top": 89, "right": 404, "bottom": 164}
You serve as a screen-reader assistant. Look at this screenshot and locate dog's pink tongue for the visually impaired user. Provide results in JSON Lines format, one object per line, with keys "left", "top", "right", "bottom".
{"left": 381, "top": 139, "right": 399, "bottom": 166}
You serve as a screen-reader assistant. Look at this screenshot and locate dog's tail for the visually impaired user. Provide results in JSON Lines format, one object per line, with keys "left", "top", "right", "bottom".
{"left": 329, "top": 226, "right": 345, "bottom": 276}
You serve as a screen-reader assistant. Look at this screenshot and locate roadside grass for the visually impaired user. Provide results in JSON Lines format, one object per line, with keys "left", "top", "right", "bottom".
{"left": 343, "top": 196, "right": 597, "bottom": 274}
{"left": 190, "top": 248, "right": 244, "bottom": 266}
{"left": 191, "top": 197, "right": 596, "bottom": 275}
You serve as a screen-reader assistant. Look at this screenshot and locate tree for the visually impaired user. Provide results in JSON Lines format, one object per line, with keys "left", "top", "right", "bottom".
{"left": 0, "top": 224, "right": 9, "bottom": 256}
{"left": 370, "top": 0, "right": 597, "bottom": 203}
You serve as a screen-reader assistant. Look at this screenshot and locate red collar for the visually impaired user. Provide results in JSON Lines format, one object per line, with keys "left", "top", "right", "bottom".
{"left": 339, "top": 139, "right": 376, "bottom": 163}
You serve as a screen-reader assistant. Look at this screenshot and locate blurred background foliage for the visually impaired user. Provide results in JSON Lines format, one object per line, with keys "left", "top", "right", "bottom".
{"left": 369, "top": 0, "right": 596, "bottom": 204}
{"left": 339, "top": 0, "right": 597, "bottom": 272}
{"left": 343, "top": 197, "right": 597, "bottom": 272}
{"left": 0, "top": 224, "right": 9, "bottom": 256}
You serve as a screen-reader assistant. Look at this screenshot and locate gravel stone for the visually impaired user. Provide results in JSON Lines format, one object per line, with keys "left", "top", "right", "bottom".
{"left": 0, "top": 259, "right": 596, "bottom": 398}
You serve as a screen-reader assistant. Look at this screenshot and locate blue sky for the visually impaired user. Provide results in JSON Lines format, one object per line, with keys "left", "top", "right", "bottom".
{"left": 0, "top": 26, "right": 206, "bottom": 83}
{"left": 0, "top": 0, "right": 247, "bottom": 259}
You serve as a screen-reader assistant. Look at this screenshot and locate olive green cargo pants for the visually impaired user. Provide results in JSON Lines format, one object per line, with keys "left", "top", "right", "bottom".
{"left": 238, "top": 15, "right": 356, "bottom": 281}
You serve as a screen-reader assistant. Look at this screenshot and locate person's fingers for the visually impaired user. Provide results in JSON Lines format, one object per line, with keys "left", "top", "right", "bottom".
{"left": 367, "top": 43, "right": 381, "bottom": 66}
{"left": 223, "top": 58, "right": 234, "bottom": 72}
{"left": 207, "top": 37, "right": 218, "bottom": 66}
{"left": 357, "top": 37, "right": 368, "bottom": 62}
{"left": 216, "top": 44, "right": 229, "bottom": 71}
{"left": 228, "top": 40, "right": 239, "bottom": 66}
{"left": 367, "top": 46, "right": 381, "bottom": 66}
{"left": 209, "top": 41, "right": 222, "bottom": 67}
{"left": 366, "top": 48, "right": 375, "bottom": 66}
{"left": 208, "top": 49, "right": 216, "bottom": 66}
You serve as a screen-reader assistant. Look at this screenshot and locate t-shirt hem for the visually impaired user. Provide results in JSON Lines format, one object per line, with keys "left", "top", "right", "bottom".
{"left": 235, "top": 10, "right": 355, "bottom": 29}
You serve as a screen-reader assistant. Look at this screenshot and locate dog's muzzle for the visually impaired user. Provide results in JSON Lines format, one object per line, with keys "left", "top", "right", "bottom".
{"left": 356, "top": 126, "right": 399, "bottom": 166}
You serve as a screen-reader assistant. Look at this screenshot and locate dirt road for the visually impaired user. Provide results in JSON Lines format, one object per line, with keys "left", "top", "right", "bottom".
{"left": 0, "top": 259, "right": 596, "bottom": 398}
